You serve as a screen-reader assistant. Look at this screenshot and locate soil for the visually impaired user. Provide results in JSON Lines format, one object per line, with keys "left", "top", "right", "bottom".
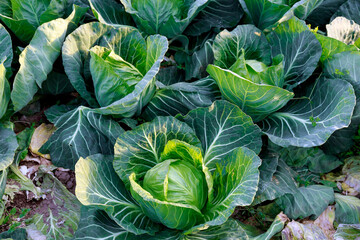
{"left": 1, "top": 153, "right": 77, "bottom": 233}
{"left": 53, "top": 169, "right": 76, "bottom": 194}
{"left": 0, "top": 191, "right": 43, "bottom": 233}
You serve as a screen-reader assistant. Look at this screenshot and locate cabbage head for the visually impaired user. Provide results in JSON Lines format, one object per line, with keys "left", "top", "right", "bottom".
{"left": 62, "top": 22, "right": 168, "bottom": 118}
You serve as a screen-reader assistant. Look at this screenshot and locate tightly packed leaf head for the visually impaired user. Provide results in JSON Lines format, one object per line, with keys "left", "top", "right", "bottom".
{"left": 143, "top": 158, "right": 207, "bottom": 211}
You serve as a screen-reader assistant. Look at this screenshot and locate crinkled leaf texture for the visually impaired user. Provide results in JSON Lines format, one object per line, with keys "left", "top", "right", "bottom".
{"left": 40, "top": 106, "right": 124, "bottom": 169}
{"left": 62, "top": 22, "right": 168, "bottom": 117}
{"left": 119, "top": 0, "right": 209, "bottom": 38}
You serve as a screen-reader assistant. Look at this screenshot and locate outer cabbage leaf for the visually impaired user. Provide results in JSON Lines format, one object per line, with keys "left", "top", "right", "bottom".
{"left": 114, "top": 116, "right": 201, "bottom": 187}
{"left": 212, "top": 24, "right": 271, "bottom": 68}
{"left": 142, "top": 77, "right": 219, "bottom": 121}
{"left": 0, "top": 170, "right": 7, "bottom": 198}
{"left": 89, "top": 0, "right": 133, "bottom": 26}
{"left": 0, "top": 64, "right": 10, "bottom": 119}
{"left": 335, "top": 193, "right": 360, "bottom": 224}
{"left": 75, "top": 210, "right": 249, "bottom": 240}
{"left": 148, "top": 219, "right": 249, "bottom": 240}
{"left": 254, "top": 153, "right": 298, "bottom": 205}
{"left": 0, "top": 122, "right": 18, "bottom": 171}
{"left": 184, "top": 0, "right": 243, "bottom": 36}
{"left": 291, "top": 0, "right": 324, "bottom": 20}
{"left": 75, "top": 154, "right": 160, "bottom": 235}
{"left": 315, "top": 34, "right": 357, "bottom": 64}
{"left": 278, "top": 146, "right": 342, "bottom": 173}
{"left": 262, "top": 77, "right": 356, "bottom": 148}
{"left": 239, "top": 0, "right": 290, "bottom": 30}
{"left": 276, "top": 185, "right": 334, "bottom": 219}
{"left": 199, "top": 147, "right": 261, "bottom": 227}
{"left": 39, "top": 71, "right": 74, "bottom": 95}
{"left": 0, "top": 15, "right": 36, "bottom": 43}
{"left": 74, "top": 207, "right": 140, "bottom": 240}
{"left": 177, "top": 100, "right": 262, "bottom": 171}
{"left": 267, "top": 17, "right": 322, "bottom": 90}
{"left": 155, "top": 66, "right": 185, "bottom": 86}
{"left": 306, "top": 0, "right": 347, "bottom": 29}
{"left": 0, "top": 0, "right": 11, "bottom": 14}
{"left": 0, "top": 228, "right": 27, "bottom": 240}
{"left": 40, "top": 106, "right": 124, "bottom": 169}
{"left": 184, "top": 39, "right": 214, "bottom": 80}
{"left": 119, "top": 0, "right": 209, "bottom": 38}
{"left": 0, "top": 23, "right": 13, "bottom": 77}
{"left": 11, "top": 18, "right": 68, "bottom": 111}
{"left": 330, "top": 0, "right": 360, "bottom": 24}
{"left": 38, "top": 0, "right": 73, "bottom": 24}
{"left": 322, "top": 51, "right": 360, "bottom": 154}
{"left": 207, "top": 65, "right": 294, "bottom": 122}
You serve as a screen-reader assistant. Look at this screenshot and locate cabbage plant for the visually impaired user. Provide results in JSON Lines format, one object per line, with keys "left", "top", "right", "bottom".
{"left": 207, "top": 17, "right": 356, "bottom": 148}
{"left": 74, "top": 101, "right": 263, "bottom": 238}
{"left": 62, "top": 22, "right": 168, "bottom": 117}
